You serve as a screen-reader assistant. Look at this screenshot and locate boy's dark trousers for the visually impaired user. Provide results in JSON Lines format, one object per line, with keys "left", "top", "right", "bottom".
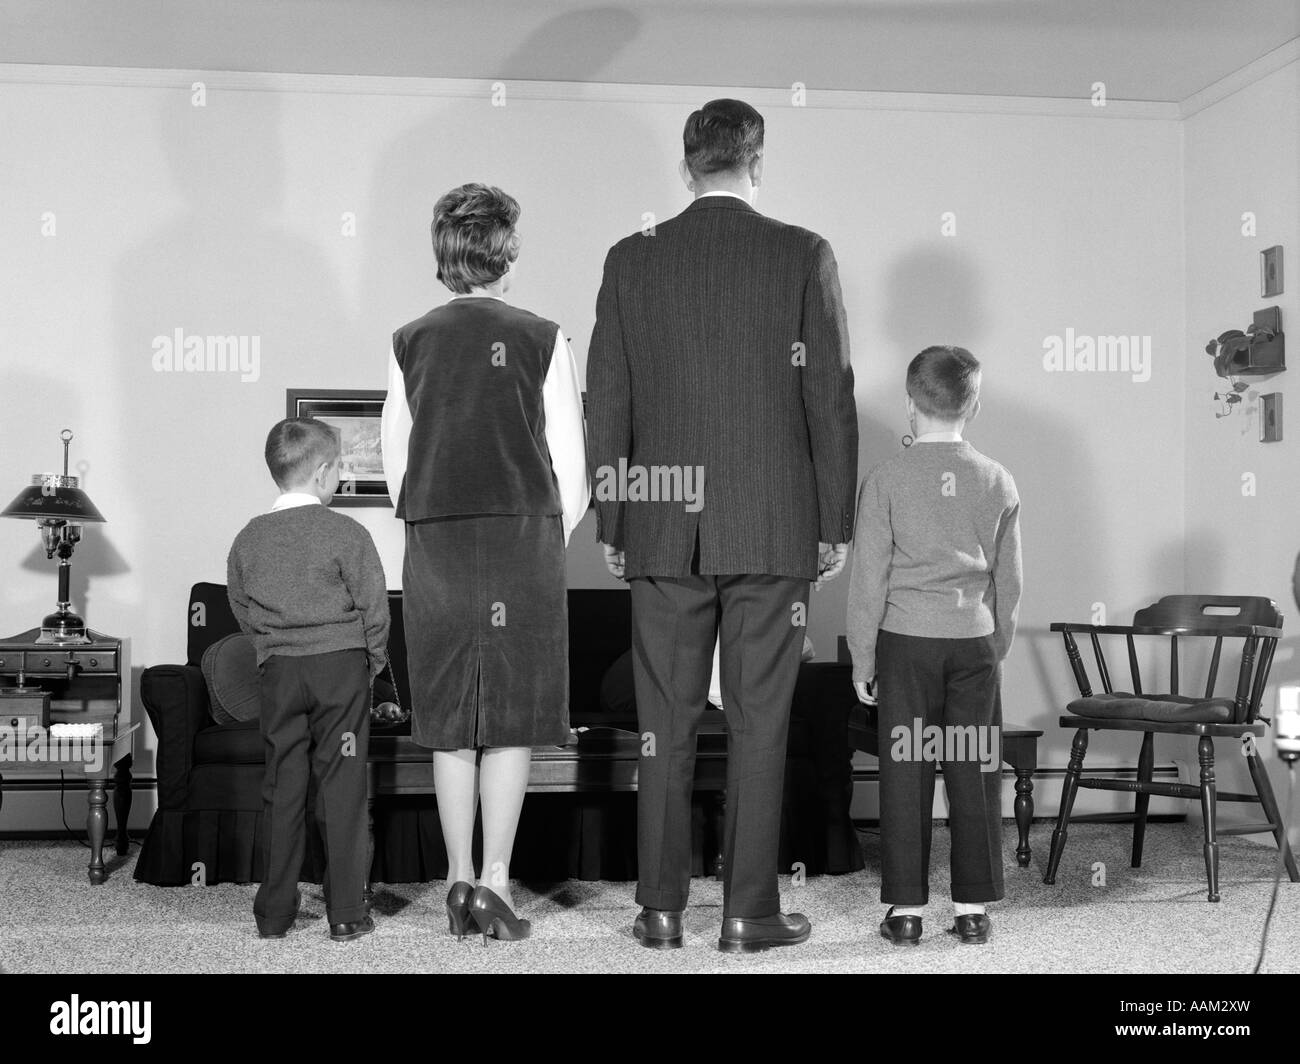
{"left": 254, "top": 648, "right": 371, "bottom": 932}
{"left": 876, "top": 629, "right": 1004, "bottom": 906}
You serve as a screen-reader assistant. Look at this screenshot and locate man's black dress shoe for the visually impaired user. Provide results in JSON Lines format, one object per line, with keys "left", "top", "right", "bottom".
{"left": 949, "top": 913, "right": 991, "bottom": 944}
{"left": 718, "top": 912, "right": 811, "bottom": 953}
{"left": 880, "top": 907, "right": 922, "bottom": 946}
{"left": 633, "top": 908, "right": 684, "bottom": 949}
{"left": 256, "top": 890, "right": 302, "bottom": 939}
{"left": 329, "top": 914, "right": 375, "bottom": 943}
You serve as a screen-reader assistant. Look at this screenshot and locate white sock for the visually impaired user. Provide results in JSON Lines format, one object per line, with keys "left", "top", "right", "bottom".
{"left": 954, "top": 902, "right": 986, "bottom": 917}
{"left": 889, "top": 905, "right": 924, "bottom": 918}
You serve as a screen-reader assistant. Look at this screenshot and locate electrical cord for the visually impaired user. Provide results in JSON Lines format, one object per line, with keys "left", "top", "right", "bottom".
{"left": 58, "top": 771, "right": 91, "bottom": 849}
{"left": 1252, "top": 762, "right": 1295, "bottom": 974}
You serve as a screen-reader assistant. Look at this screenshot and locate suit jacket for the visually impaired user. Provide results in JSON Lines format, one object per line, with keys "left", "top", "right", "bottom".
{"left": 586, "top": 195, "right": 858, "bottom": 580}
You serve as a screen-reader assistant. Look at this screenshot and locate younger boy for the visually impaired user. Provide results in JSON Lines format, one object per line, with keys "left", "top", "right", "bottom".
{"left": 847, "top": 346, "right": 1021, "bottom": 946}
{"left": 227, "top": 417, "right": 390, "bottom": 942}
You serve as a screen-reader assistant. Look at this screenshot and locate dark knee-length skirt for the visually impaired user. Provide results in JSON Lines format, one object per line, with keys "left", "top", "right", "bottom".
{"left": 403, "top": 514, "right": 570, "bottom": 750}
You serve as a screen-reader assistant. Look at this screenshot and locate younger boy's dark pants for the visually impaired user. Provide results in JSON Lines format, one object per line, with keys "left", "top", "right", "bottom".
{"left": 254, "top": 649, "right": 370, "bottom": 931}
{"left": 876, "top": 630, "right": 1004, "bottom": 906}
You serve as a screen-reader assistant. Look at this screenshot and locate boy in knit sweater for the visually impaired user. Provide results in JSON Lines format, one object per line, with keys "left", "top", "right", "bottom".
{"left": 227, "top": 418, "right": 390, "bottom": 942}
{"left": 847, "top": 346, "right": 1021, "bottom": 947}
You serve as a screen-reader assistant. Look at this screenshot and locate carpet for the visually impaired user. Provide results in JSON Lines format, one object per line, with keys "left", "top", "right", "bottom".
{"left": 1, "top": 823, "right": 1297, "bottom": 973}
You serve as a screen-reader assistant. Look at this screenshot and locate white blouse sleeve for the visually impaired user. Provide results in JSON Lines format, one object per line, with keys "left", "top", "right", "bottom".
{"left": 542, "top": 327, "right": 591, "bottom": 544}
{"left": 380, "top": 340, "right": 412, "bottom": 511}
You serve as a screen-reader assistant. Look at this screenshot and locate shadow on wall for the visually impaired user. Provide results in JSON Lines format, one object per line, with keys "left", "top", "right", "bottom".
{"left": 112, "top": 88, "right": 361, "bottom": 756}
{"left": 356, "top": 8, "right": 647, "bottom": 595}
{"left": 871, "top": 243, "right": 1130, "bottom": 743}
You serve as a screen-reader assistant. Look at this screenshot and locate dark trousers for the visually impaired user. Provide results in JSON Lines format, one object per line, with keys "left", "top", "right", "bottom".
{"left": 630, "top": 574, "right": 808, "bottom": 919}
{"left": 876, "top": 630, "right": 1004, "bottom": 906}
{"left": 254, "top": 649, "right": 371, "bottom": 930}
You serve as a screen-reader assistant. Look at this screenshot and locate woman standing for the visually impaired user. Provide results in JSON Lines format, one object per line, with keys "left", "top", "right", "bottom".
{"left": 381, "top": 184, "right": 589, "bottom": 942}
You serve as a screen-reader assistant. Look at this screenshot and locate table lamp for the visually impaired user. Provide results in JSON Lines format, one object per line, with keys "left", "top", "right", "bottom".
{"left": 2, "top": 429, "right": 106, "bottom": 644}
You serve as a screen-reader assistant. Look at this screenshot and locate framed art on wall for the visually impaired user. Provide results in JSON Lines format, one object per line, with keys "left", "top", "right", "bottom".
{"left": 285, "top": 389, "right": 389, "bottom": 506}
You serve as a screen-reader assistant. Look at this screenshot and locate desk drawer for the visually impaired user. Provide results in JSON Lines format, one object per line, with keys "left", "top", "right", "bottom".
{"left": 0, "top": 650, "right": 119, "bottom": 675}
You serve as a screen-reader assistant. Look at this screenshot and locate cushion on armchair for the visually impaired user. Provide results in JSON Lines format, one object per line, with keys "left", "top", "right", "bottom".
{"left": 201, "top": 634, "right": 261, "bottom": 724}
{"left": 1067, "top": 692, "right": 1234, "bottom": 724}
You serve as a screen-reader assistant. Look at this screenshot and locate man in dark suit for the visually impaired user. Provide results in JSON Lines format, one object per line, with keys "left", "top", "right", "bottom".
{"left": 586, "top": 98, "right": 858, "bottom": 952}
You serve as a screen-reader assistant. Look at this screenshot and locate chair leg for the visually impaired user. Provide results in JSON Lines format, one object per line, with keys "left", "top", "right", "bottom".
{"left": 1044, "top": 728, "right": 1089, "bottom": 885}
{"left": 1198, "top": 736, "right": 1219, "bottom": 902}
{"left": 1131, "top": 731, "right": 1154, "bottom": 868}
{"left": 1245, "top": 751, "right": 1300, "bottom": 882}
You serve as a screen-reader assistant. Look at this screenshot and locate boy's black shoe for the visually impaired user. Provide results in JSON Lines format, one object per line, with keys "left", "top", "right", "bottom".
{"left": 256, "top": 890, "right": 302, "bottom": 939}
{"left": 880, "top": 907, "right": 922, "bottom": 946}
{"left": 329, "top": 914, "right": 375, "bottom": 942}
{"left": 949, "top": 913, "right": 991, "bottom": 944}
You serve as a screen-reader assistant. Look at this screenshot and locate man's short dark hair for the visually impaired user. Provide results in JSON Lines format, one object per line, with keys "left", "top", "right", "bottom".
{"left": 431, "top": 183, "right": 521, "bottom": 294}
{"left": 683, "top": 99, "right": 764, "bottom": 179}
{"left": 907, "top": 346, "right": 982, "bottom": 420}
{"left": 265, "top": 418, "right": 340, "bottom": 490}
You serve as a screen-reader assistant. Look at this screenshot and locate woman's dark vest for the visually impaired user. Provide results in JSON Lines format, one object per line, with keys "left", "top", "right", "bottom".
{"left": 392, "top": 297, "right": 562, "bottom": 521}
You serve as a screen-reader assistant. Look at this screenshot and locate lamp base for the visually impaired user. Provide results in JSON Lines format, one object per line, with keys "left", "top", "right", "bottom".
{"left": 36, "top": 609, "right": 91, "bottom": 645}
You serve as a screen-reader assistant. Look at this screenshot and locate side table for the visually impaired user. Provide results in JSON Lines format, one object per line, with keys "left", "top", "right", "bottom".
{"left": 0, "top": 627, "right": 135, "bottom": 883}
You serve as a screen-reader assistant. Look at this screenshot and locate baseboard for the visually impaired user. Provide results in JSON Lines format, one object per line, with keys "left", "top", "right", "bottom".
{"left": 850, "top": 764, "right": 1187, "bottom": 821}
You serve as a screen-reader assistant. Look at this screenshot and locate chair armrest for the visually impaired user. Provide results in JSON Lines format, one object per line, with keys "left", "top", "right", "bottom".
{"left": 140, "top": 664, "right": 214, "bottom": 811}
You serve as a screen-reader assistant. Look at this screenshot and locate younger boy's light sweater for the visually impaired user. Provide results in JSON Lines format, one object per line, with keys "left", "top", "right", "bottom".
{"left": 847, "top": 440, "right": 1021, "bottom": 684}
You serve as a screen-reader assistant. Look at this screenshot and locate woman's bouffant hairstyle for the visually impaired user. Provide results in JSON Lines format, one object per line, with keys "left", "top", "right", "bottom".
{"left": 265, "top": 418, "right": 340, "bottom": 490}
{"left": 431, "top": 183, "right": 522, "bottom": 294}
{"left": 907, "top": 346, "right": 982, "bottom": 420}
{"left": 683, "top": 99, "right": 764, "bottom": 179}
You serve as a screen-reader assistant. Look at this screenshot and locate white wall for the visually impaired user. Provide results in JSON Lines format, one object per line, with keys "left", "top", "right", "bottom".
{"left": 1182, "top": 58, "right": 1300, "bottom": 822}
{"left": 0, "top": 69, "right": 1187, "bottom": 830}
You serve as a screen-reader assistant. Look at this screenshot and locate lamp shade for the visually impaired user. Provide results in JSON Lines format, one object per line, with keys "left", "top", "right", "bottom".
{"left": 1, "top": 476, "right": 106, "bottom": 522}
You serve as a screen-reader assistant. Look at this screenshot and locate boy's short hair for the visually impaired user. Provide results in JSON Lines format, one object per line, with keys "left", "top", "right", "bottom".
{"left": 683, "top": 99, "right": 764, "bottom": 179}
{"left": 431, "top": 183, "right": 521, "bottom": 294}
{"left": 265, "top": 418, "right": 340, "bottom": 490}
{"left": 907, "top": 346, "right": 982, "bottom": 420}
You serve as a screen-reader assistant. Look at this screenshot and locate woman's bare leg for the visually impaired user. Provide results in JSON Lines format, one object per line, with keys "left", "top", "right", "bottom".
{"left": 432, "top": 749, "right": 479, "bottom": 885}
{"left": 477, "top": 746, "right": 531, "bottom": 909}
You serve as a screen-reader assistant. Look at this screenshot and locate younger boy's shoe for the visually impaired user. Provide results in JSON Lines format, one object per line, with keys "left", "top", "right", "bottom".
{"left": 880, "top": 907, "right": 923, "bottom": 946}
{"left": 329, "top": 914, "right": 375, "bottom": 943}
{"left": 949, "top": 913, "right": 991, "bottom": 944}
{"left": 256, "top": 890, "right": 302, "bottom": 939}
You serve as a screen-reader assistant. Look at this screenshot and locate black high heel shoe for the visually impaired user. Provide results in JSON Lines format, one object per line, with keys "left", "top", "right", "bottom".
{"left": 446, "top": 881, "right": 474, "bottom": 941}
{"left": 469, "top": 885, "right": 531, "bottom": 944}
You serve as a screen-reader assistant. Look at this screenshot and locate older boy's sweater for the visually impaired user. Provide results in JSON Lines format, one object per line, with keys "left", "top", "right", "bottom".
{"left": 846, "top": 441, "right": 1021, "bottom": 683}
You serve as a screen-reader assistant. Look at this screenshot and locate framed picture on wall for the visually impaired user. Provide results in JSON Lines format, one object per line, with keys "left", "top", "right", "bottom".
{"left": 285, "top": 389, "right": 389, "bottom": 507}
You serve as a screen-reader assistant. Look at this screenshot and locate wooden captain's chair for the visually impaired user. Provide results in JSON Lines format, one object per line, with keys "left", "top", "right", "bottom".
{"left": 1043, "top": 595, "right": 1298, "bottom": 901}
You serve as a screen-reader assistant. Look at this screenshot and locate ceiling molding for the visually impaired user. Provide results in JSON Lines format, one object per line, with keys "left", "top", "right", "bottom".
{"left": 0, "top": 63, "right": 1182, "bottom": 121}
{"left": 1178, "top": 36, "right": 1300, "bottom": 118}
